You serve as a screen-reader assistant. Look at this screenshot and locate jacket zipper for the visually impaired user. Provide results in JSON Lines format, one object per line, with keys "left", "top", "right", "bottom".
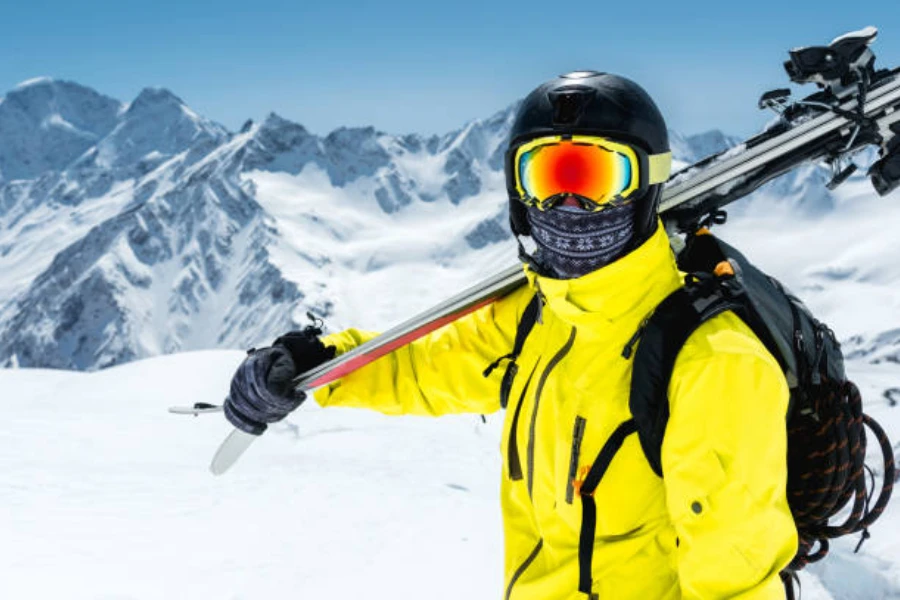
{"left": 527, "top": 327, "right": 577, "bottom": 498}
{"left": 507, "top": 364, "right": 538, "bottom": 480}
{"left": 565, "top": 416, "right": 587, "bottom": 504}
{"left": 504, "top": 538, "right": 543, "bottom": 600}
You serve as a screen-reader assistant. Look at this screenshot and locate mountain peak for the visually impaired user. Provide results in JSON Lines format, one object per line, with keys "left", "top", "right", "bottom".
{"left": 669, "top": 128, "right": 741, "bottom": 164}
{"left": 327, "top": 124, "right": 377, "bottom": 137}
{"left": 686, "top": 129, "right": 740, "bottom": 147}
{"left": 14, "top": 76, "right": 55, "bottom": 90}
{"left": 86, "top": 87, "right": 227, "bottom": 172}
{"left": 4, "top": 78, "right": 120, "bottom": 111}
{"left": 0, "top": 79, "right": 122, "bottom": 180}
{"left": 260, "top": 112, "right": 308, "bottom": 134}
{"left": 125, "top": 87, "right": 190, "bottom": 117}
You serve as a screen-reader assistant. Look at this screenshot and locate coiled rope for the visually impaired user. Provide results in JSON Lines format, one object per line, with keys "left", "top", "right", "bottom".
{"left": 785, "top": 381, "right": 895, "bottom": 571}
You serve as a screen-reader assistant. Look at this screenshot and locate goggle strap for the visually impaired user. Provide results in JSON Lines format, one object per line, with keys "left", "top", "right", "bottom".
{"left": 647, "top": 152, "right": 673, "bottom": 184}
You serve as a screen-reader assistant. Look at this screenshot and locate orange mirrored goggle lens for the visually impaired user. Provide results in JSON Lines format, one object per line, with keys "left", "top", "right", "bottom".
{"left": 517, "top": 140, "right": 636, "bottom": 207}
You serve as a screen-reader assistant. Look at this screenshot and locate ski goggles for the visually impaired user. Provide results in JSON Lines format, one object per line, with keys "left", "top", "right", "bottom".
{"left": 509, "top": 135, "right": 672, "bottom": 211}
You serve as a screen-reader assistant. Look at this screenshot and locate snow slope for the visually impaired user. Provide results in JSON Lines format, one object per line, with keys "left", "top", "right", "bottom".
{"left": 721, "top": 174, "right": 900, "bottom": 366}
{"left": 0, "top": 351, "right": 897, "bottom": 599}
{"left": 0, "top": 352, "right": 505, "bottom": 599}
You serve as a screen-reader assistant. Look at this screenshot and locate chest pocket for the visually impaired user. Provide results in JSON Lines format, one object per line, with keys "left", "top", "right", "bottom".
{"left": 558, "top": 415, "right": 666, "bottom": 529}
{"left": 556, "top": 406, "right": 669, "bottom": 597}
{"left": 572, "top": 418, "right": 641, "bottom": 596}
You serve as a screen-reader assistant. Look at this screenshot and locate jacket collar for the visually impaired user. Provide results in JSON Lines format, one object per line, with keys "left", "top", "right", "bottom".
{"left": 524, "top": 223, "right": 683, "bottom": 329}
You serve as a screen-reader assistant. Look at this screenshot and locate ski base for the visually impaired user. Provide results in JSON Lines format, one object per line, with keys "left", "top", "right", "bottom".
{"left": 210, "top": 428, "right": 258, "bottom": 475}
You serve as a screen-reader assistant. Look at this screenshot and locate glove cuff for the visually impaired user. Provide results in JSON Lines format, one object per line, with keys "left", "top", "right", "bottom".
{"left": 224, "top": 400, "right": 268, "bottom": 435}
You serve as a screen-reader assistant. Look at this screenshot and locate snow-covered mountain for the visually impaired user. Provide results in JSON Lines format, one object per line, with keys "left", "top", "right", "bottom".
{"left": 0, "top": 79, "right": 517, "bottom": 369}
{"left": 0, "top": 78, "right": 121, "bottom": 182}
{"left": 0, "top": 78, "right": 898, "bottom": 372}
{"left": 669, "top": 128, "right": 743, "bottom": 166}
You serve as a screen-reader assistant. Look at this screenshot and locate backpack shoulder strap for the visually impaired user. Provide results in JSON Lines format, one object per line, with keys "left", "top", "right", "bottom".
{"left": 512, "top": 294, "right": 541, "bottom": 361}
{"left": 629, "top": 277, "right": 742, "bottom": 476}
{"left": 483, "top": 293, "right": 541, "bottom": 408}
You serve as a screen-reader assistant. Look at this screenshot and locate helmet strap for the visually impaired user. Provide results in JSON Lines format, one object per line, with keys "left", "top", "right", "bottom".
{"left": 508, "top": 197, "right": 531, "bottom": 237}
{"left": 631, "top": 185, "right": 662, "bottom": 248}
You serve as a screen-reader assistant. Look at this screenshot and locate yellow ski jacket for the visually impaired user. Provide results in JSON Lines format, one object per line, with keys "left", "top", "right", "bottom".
{"left": 315, "top": 225, "right": 798, "bottom": 599}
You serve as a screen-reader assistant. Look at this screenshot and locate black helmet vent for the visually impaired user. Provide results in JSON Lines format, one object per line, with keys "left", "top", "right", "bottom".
{"left": 549, "top": 86, "right": 594, "bottom": 126}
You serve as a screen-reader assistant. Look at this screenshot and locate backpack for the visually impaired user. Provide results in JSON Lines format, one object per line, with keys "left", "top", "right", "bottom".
{"left": 497, "top": 228, "right": 895, "bottom": 598}
{"left": 627, "top": 228, "right": 895, "bottom": 594}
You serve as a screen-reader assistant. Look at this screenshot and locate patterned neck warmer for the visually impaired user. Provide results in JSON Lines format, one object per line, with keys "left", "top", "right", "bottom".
{"left": 525, "top": 202, "right": 636, "bottom": 279}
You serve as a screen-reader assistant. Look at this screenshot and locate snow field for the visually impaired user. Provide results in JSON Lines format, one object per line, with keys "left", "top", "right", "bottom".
{"left": 2, "top": 351, "right": 898, "bottom": 599}
{"left": 1, "top": 351, "right": 505, "bottom": 599}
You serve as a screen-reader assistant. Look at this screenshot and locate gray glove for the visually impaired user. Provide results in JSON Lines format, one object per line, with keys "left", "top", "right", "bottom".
{"left": 224, "top": 327, "right": 336, "bottom": 435}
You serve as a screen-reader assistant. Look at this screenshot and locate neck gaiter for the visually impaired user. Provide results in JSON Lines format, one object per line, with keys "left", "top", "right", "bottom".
{"left": 525, "top": 202, "right": 636, "bottom": 279}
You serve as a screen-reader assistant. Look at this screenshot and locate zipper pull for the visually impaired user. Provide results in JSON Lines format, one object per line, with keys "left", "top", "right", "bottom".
{"left": 534, "top": 283, "right": 546, "bottom": 325}
{"left": 622, "top": 318, "right": 650, "bottom": 360}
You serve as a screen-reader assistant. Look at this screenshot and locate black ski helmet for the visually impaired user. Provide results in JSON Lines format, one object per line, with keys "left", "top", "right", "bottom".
{"left": 505, "top": 71, "right": 670, "bottom": 246}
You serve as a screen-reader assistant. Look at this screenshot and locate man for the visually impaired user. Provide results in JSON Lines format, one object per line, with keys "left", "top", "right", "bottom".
{"left": 225, "top": 71, "right": 799, "bottom": 599}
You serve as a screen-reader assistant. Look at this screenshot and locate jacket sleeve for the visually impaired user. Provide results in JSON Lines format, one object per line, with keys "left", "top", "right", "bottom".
{"left": 662, "top": 313, "right": 798, "bottom": 600}
{"left": 311, "top": 286, "right": 532, "bottom": 417}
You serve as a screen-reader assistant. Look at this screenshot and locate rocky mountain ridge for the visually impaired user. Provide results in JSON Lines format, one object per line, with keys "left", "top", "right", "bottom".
{"left": 0, "top": 77, "right": 895, "bottom": 370}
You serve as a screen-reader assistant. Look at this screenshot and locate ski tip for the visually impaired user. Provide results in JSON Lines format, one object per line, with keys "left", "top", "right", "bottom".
{"left": 209, "top": 428, "right": 257, "bottom": 476}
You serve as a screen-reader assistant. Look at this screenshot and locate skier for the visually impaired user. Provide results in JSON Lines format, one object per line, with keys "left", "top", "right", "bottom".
{"left": 225, "top": 71, "right": 798, "bottom": 599}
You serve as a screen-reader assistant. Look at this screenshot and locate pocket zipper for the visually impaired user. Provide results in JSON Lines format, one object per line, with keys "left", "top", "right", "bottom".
{"left": 504, "top": 538, "right": 543, "bottom": 600}
{"left": 527, "top": 327, "right": 577, "bottom": 498}
{"left": 507, "top": 364, "right": 538, "bottom": 480}
{"left": 566, "top": 416, "right": 587, "bottom": 504}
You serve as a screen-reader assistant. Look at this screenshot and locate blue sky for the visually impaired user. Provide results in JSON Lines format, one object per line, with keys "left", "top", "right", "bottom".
{"left": 2, "top": 0, "right": 899, "bottom": 138}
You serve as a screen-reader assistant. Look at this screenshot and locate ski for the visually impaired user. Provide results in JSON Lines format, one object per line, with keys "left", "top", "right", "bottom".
{"left": 291, "top": 264, "right": 526, "bottom": 390}
{"left": 207, "top": 27, "right": 900, "bottom": 475}
{"left": 210, "top": 429, "right": 257, "bottom": 476}
{"left": 168, "top": 402, "right": 223, "bottom": 416}
{"left": 201, "top": 264, "right": 526, "bottom": 475}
